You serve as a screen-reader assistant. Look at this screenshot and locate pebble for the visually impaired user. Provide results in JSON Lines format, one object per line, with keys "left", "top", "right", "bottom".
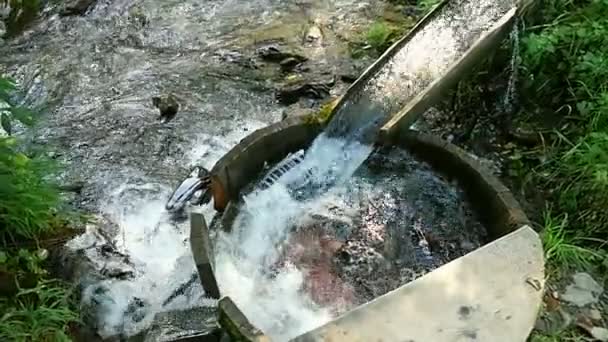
{"left": 562, "top": 272, "right": 604, "bottom": 307}
{"left": 306, "top": 24, "right": 323, "bottom": 45}
{"left": 588, "top": 308, "right": 602, "bottom": 321}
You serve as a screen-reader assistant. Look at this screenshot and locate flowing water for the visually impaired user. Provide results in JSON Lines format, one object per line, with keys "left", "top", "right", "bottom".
{"left": 216, "top": 0, "right": 518, "bottom": 339}
{"left": 0, "top": 0, "right": 376, "bottom": 339}
{"left": 1, "top": 0, "right": 518, "bottom": 340}
{"left": 215, "top": 146, "right": 488, "bottom": 340}
{"left": 325, "top": 0, "right": 517, "bottom": 141}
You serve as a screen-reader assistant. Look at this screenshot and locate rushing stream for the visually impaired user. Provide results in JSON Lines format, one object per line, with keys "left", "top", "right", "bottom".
{"left": 0, "top": 0, "right": 378, "bottom": 339}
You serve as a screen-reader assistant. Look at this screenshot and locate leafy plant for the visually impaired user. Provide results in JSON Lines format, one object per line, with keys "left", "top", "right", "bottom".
{"left": 519, "top": 0, "right": 608, "bottom": 242}
{"left": 0, "top": 77, "right": 35, "bottom": 136}
{"left": 541, "top": 210, "right": 605, "bottom": 269}
{"left": 366, "top": 21, "right": 394, "bottom": 54}
{"left": 1, "top": 248, "right": 49, "bottom": 276}
{"left": 350, "top": 19, "right": 413, "bottom": 58}
{"left": 0, "top": 137, "right": 64, "bottom": 244}
{"left": 0, "top": 77, "right": 79, "bottom": 341}
{"left": 0, "top": 76, "right": 65, "bottom": 245}
{"left": 0, "top": 280, "right": 79, "bottom": 342}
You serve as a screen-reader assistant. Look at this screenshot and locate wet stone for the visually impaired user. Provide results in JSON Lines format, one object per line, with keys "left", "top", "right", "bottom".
{"left": 152, "top": 94, "right": 180, "bottom": 124}
{"left": 562, "top": 272, "right": 604, "bottom": 307}
{"left": 60, "top": 0, "right": 98, "bottom": 16}
{"left": 0, "top": 20, "right": 5, "bottom": 39}
{"left": 276, "top": 74, "right": 335, "bottom": 105}
{"left": 305, "top": 24, "right": 323, "bottom": 46}
{"left": 216, "top": 50, "right": 259, "bottom": 69}
{"left": 142, "top": 306, "right": 219, "bottom": 342}
{"left": 280, "top": 57, "right": 302, "bottom": 72}
{"left": 256, "top": 44, "right": 307, "bottom": 64}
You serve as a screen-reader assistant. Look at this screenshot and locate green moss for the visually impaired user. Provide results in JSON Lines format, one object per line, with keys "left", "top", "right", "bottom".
{"left": 305, "top": 97, "right": 341, "bottom": 125}
{"left": 349, "top": 6, "right": 417, "bottom": 59}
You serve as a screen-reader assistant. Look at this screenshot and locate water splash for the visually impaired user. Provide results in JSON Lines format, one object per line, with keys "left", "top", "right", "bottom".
{"left": 214, "top": 135, "right": 372, "bottom": 340}
{"left": 217, "top": 0, "right": 519, "bottom": 340}
{"left": 72, "top": 182, "right": 210, "bottom": 339}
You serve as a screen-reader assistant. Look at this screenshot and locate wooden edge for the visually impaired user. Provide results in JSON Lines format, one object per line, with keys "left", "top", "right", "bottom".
{"left": 329, "top": 0, "right": 451, "bottom": 116}
{"left": 190, "top": 212, "right": 221, "bottom": 299}
{"left": 380, "top": 7, "right": 518, "bottom": 138}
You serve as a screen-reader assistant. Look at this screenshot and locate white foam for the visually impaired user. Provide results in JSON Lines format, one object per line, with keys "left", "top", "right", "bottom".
{"left": 213, "top": 134, "right": 373, "bottom": 341}
{"left": 76, "top": 122, "right": 271, "bottom": 338}
{"left": 81, "top": 184, "right": 215, "bottom": 338}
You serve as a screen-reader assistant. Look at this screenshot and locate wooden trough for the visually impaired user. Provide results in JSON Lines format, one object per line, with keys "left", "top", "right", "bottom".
{"left": 184, "top": 0, "right": 543, "bottom": 341}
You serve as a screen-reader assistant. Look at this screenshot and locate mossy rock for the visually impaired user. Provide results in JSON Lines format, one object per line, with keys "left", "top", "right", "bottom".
{"left": 305, "top": 97, "right": 342, "bottom": 125}
{"left": 349, "top": 3, "right": 418, "bottom": 59}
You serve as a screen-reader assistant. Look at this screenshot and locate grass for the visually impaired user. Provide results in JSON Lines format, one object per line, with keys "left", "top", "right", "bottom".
{"left": 1, "top": 75, "right": 80, "bottom": 340}
{"left": 0, "top": 280, "right": 79, "bottom": 342}
{"left": 350, "top": 0, "right": 444, "bottom": 59}
{"left": 501, "top": 0, "right": 608, "bottom": 338}
{"left": 518, "top": 0, "right": 608, "bottom": 261}
{"left": 422, "top": 0, "right": 608, "bottom": 339}
{"left": 441, "top": 0, "right": 608, "bottom": 272}
{"left": 366, "top": 21, "right": 395, "bottom": 54}
{"left": 350, "top": 19, "right": 409, "bottom": 58}
{"left": 0, "top": 78, "right": 65, "bottom": 245}
{"left": 529, "top": 331, "right": 588, "bottom": 342}
{"left": 541, "top": 210, "right": 605, "bottom": 271}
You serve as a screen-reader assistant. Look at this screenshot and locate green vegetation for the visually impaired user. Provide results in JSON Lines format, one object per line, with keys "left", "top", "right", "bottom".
{"left": 529, "top": 331, "right": 589, "bottom": 342}
{"left": 517, "top": 0, "right": 608, "bottom": 268}
{"left": 0, "top": 0, "right": 41, "bottom": 37}
{"left": 350, "top": 19, "right": 410, "bottom": 58}
{"left": 0, "top": 75, "right": 80, "bottom": 341}
{"left": 365, "top": 21, "right": 395, "bottom": 55}
{"left": 425, "top": 0, "right": 608, "bottom": 338}
{"left": 351, "top": 0, "right": 442, "bottom": 58}
{"left": 444, "top": 0, "right": 608, "bottom": 272}
{"left": 306, "top": 97, "right": 341, "bottom": 125}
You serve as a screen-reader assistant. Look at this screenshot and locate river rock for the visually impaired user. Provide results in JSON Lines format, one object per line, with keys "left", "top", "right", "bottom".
{"left": 256, "top": 44, "right": 307, "bottom": 64}
{"left": 216, "top": 50, "right": 259, "bottom": 69}
{"left": 128, "top": 5, "right": 149, "bottom": 28}
{"left": 562, "top": 272, "right": 604, "bottom": 307}
{"left": 279, "top": 57, "right": 302, "bottom": 72}
{"left": 144, "top": 308, "right": 220, "bottom": 342}
{"left": 276, "top": 73, "right": 335, "bottom": 105}
{"left": 335, "top": 57, "right": 371, "bottom": 83}
{"left": 280, "top": 105, "right": 316, "bottom": 120}
{"left": 152, "top": 94, "right": 180, "bottom": 124}
{"left": 305, "top": 24, "right": 323, "bottom": 46}
{"left": 60, "top": 0, "right": 98, "bottom": 16}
